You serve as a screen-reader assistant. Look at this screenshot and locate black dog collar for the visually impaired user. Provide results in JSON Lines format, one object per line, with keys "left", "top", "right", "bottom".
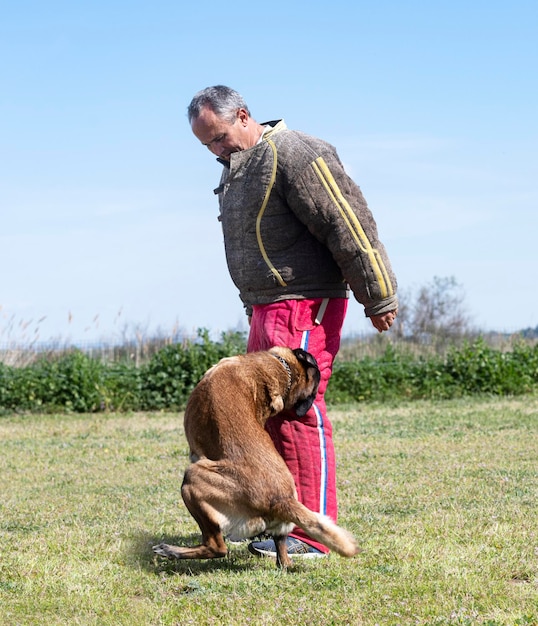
{"left": 271, "top": 353, "right": 293, "bottom": 395}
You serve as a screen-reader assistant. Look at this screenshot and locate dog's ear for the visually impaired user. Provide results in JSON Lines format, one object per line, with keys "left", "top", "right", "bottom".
{"left": 292, "top": 349, "right": 321, "bottom": 417}
{"left": 292, "top": 348, "right": 318, "bottom": 371}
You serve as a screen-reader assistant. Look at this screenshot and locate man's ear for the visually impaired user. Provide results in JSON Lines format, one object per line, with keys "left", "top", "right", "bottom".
{"left": 237, "top": 107, "right": 250, "bottom": 126}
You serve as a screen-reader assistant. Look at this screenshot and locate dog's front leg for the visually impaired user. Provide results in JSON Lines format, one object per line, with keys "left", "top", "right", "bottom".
{"left": 273, "top": 535, "right": 292, "bottom": 569}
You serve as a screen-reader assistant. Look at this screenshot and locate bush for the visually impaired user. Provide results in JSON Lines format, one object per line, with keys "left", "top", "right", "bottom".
{"left": 0, "top": 351, "right": 106, "bottom": 413}
{"left": 101, "top": 362, "right": 143, "bottom": 412}
{"left": 139, "top": 329, "right": 246, "bottom": 410}
{"left": 444, "top": 338, "right": 538, "bottom": 395}
{"left": 1, "top": 333, "right": 537, "bottom": 414}
{"left": 327, "top": 338, "right": 538, "bottom": 404}
{"left": 328, "top": 345, "right": 409, "bottom": 402}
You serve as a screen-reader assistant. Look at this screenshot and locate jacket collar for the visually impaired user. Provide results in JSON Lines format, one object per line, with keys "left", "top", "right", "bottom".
{"left": 216, "top": 120, "right": 287, "bottom": 167}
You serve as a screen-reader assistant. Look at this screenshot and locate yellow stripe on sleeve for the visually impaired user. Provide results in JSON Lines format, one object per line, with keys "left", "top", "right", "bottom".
{"left": 312, "top": 157, "right": 394, "bottom": 299}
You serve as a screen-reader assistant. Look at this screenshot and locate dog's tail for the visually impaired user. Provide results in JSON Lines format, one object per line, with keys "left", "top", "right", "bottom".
{"left": 278, "top": 500, "right": 359, "bottom": 557}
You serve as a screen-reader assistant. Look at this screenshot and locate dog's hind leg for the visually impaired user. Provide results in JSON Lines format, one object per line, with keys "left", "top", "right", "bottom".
{"left": 153, "top": 464, "right": 230, "bottom": 561}
{"left": 153, "top": 501, "right": 228, "bottom": 561}
{"left": 273, "top": 534, "right": 292, "bottom": 569}
{"left": 153, "top": 525, "right": 227, "bottom": 560}
{"left": 154, "top": 500, "right": 229, "bottom": 561}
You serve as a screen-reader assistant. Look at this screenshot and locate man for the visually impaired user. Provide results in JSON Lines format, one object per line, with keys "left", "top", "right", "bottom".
{"left": 187, "top": 85, "right": 398, "bottom": 558}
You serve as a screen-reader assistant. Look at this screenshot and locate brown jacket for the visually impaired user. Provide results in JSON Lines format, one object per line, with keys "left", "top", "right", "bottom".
{"left": 214, "top": 120, "right": 398, "bottom": 317}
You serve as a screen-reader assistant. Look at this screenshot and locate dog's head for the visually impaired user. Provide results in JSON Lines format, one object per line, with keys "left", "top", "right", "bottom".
{"left": 269, "top": 347, "right": 320, "bottom": 417}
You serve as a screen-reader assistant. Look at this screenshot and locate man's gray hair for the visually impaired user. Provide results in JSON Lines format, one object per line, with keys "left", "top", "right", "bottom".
{"left": 187, "top": 85, "right": 250, "bottom": 124}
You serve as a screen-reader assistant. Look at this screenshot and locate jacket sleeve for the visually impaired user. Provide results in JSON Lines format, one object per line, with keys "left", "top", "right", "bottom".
{"left": 286, "top": 146, "right": 398, "bottom": 317}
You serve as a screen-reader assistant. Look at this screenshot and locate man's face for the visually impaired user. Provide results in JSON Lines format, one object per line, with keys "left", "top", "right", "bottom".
{"left": 191, "top": 106, "right": 251, "bottom": 160}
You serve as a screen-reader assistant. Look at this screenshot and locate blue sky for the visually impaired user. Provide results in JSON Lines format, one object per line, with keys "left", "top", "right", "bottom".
{"left": 2, "top": 0, "right": 537, "bottom": 344}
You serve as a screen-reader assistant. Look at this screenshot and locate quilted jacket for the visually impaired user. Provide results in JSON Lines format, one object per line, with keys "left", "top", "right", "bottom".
{"left": 213, "top": 120, "right": 398, "bottom": 318}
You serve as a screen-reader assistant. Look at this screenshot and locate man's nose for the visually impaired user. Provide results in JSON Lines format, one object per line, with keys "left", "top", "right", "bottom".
{"left": 207, "top": 141, "right": 224, "bottom": 157}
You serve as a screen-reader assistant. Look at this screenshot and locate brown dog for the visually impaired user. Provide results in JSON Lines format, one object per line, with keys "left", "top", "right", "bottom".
{"left": 153, "top": 346, "right": 358, "bottom": 569}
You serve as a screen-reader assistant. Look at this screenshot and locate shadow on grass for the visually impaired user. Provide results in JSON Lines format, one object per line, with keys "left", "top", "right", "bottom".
{"left": 126, "top": 528, "right": 273, "bottom": 575}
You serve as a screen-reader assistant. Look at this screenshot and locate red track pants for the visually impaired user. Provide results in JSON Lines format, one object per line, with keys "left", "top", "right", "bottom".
{"left": 247, "top": 297, "right": 348, "bottom": 553}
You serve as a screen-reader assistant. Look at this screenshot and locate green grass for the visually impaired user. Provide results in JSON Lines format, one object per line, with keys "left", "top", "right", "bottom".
{"left": 1, "top": 397, "right": 538, "bottom": 625}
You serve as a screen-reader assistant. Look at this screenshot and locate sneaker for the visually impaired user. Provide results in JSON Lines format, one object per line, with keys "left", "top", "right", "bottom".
{"left": 226, "top": 536, "right": 249, "bottom": 545}
{"left": 226, "top": 533, "right": 264, "bottom": 545}
{"left": 248, "top": 537, "right": 327, "bottom": 559}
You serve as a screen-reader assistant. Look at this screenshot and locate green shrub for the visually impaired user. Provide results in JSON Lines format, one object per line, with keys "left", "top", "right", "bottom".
{"left": 327, "top": 339, "right": 538, "bottom": 404}
{"left": 140, "top": 329, "right": 246, "bottom": 410}
{"left": 406, "top": 356, "right": 460, "bottom": 400}
{"left": 0, "top": 362, "right": 19, "bottom": 412}
{"left": 0, "top": 351, "right": 105, "bottom": 413}
{"left": 444, "top": 338, "right": 538, "bottom": 395}
{"left": 101, "top": 362, "right": 143, "bottom": 412}
{"left": 1, "top": 333, "right": 537, "bottom": 414}
{"left": 327, "top": 344, "right": 424, "bottom": 403}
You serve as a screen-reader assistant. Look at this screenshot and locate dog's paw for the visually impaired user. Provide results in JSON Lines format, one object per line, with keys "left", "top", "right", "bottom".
{"left": 153, "top": 543, "right": 176, "bottom": 558}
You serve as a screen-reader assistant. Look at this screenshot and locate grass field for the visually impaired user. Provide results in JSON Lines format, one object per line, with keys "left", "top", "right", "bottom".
{"left": 1, "top": 396, "right": 537, "bottom": 625}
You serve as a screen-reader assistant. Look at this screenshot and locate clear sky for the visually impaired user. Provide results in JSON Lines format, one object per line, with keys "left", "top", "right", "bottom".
{"left": 2, "top": 0, "right": 537, "bottom": 345}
